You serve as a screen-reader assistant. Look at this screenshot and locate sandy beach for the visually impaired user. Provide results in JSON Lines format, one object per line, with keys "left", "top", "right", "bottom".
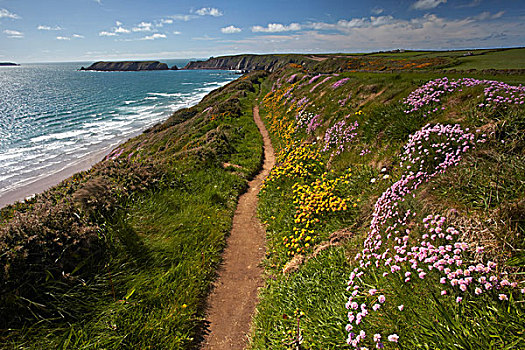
{"left": 0, "top": 146, "right": 114, "bottom": 208}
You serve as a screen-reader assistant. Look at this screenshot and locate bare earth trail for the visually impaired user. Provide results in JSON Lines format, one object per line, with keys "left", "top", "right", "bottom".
{"left": 201, "top": 105, "right": 275, "bottom": 350}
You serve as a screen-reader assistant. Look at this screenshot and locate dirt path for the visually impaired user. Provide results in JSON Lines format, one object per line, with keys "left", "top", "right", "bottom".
{"left": 201, "top": 105, "right": 275, "bottom": 350}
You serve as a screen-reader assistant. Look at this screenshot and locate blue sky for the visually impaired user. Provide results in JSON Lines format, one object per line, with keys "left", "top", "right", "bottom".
{"left": 0, "top": 0, "right": 524, "bottom": 63}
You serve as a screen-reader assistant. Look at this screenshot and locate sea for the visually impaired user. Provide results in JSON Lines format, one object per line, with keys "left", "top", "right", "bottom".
{"left": 0, "top": 59, "right": 238, "bottom": 201}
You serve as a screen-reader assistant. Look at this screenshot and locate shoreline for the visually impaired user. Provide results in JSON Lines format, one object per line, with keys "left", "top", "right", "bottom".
{"left": 0, "top": 71, "right": 238, "bottom": 210}
{"left": 0, "top": 145, "right": 115, "bottom": 208}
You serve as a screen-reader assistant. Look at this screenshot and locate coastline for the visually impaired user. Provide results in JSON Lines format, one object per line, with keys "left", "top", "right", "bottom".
{"left": 0, "top": 66, "right": 238, "bottom": 210}
{"left": 0, "top": 145, "right": 114, "bottom": 208}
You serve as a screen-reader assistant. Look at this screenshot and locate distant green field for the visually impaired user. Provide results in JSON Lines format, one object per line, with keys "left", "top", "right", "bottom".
{"left": 361, "top": 48, "right": 525, "bottom": 70}
{"left": 448, "top": 47, "right": 525, "bottom": 70}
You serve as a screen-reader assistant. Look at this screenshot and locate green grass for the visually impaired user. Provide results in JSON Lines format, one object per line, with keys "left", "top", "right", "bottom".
{"left": 3, "top": 55, "right": 525, "bottom": 349}
{"left": 1, "top": 77, "right": 264, "bottom": 349}
{"left": 253, "top": 65, "right": 525, "bottom": 349}
{"left": 250, "top": 248, "right": 352, "bottom": 350}
{"left": 447, "top": 48, "right": 525, "bottom": 70}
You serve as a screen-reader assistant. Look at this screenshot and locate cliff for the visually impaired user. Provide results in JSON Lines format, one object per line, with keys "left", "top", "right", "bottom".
{"left": 182, "top": 53, "right": 451, "bottom": 73}
{"left": 80, "top": 61, "right": 169, "bottom": 71}
{"left": 183, "top": 54, "right": 308, "bottom": 72}
{"left": 0, "top": 62, "right": 19, "bottom": 66}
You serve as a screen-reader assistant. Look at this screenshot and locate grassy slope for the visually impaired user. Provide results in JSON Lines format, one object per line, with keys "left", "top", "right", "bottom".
{"left": 364, "top": 47, "right": 525, "bottom": 70}
{"left": 0, "top": 74, "right": 265, "bottom": 349}
{"left": 2, "top": 49, "right": 525, "bottom": 349}
{"left": 449, "top": 48, "right": 525, "bottom": 70}
{"left": 251, "top": 66, "right": 525, "bottom": 349}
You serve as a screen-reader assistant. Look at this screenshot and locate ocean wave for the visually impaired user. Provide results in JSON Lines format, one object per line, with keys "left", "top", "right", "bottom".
{"left": 0, "top": 65, "right": 237, "bottom": 196}
{"left": 147, "top": 92, "right": 183, "bottom": 98}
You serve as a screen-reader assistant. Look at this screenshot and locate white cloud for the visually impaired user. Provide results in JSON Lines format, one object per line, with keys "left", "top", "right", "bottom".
{"left": 99, "top": 31, "right": 117, "bottom": 36}
{"left": 99, "top": 23, "right": 131, "bottom": 37}
{"left": 472, "top": 11, "right": 505, "bottom": 21}
{"left": 141, "top": 33, "right": 166, "bottom": 40}
{"left": 114, "top": 26, "right": 130, "bottom": 34}
{"left": 38, "top": 25, "right": 63, "bottom": 31}
{"left": 132, "top": 22, "right": 153, "bottom": 32}
{"left": 94, "top": 0, "right": 102, "bottom": 4}
{"left": 221, "top": 25, "right": 241, "bottom": 34}
{"left": 252, "top": 23, "right": 302, "bottom": 33}
{"left": 411, "top": 0, "right": 447, "bottom": 10}
{"left": 371, "top": 7, "right": 384, "bottom": 15}
{"left": 157, "top": 18, "right": 173, "bottom": 27}
{"left": 4, "top": 29, "right": 23, "bottom": 38}
{"left": 220, "top": 12, "right": 525, "bottom": 55}
{"left": 192, "top": 34, "right": 217, "bottom": 41}
{"left": 173, "top": 31, "right": 182, "bottom": 35}
{"left": 195, "top": 7, "right": 223, "bottom": 17}
{"left": 170, "top": 14, "right": 196, "bottom": 21}
{"left": 0, "top": 8, "right": 20, "bottom": 19}
{"left": 56, "top": 36, "right": 70, "bottom": 40}
{"left": 458, "top": 0, "right": 481, "bottom": 8}
{"left": 72, "top": 34, "right": 85, "bottom": 38}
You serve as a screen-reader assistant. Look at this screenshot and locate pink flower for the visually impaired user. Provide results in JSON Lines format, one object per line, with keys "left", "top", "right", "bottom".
{"left": 398, "top": 304, "right": 404, "bottom": 311}
{"left": 387, "top": 334, "right": 399, "bottom": 342}
{"left": 456, "top": 297, "right": 462, "bottom": 303}
{"left": 374, "top": 334, "right": 381, "bottom": 342}
{"left": 369, "top": 288, "right": 377, "bottom": 296}
{"left": 373, "top": 304, "right": 381, "bottom": 311}
{"left": 378, "top": 295, "right": 386, "bottom": 303}
{"left": 499, "top": 294, "right": 508, "bottom": 301}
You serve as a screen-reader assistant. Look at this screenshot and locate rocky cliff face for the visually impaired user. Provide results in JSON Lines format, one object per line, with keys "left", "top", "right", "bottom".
{"left": 80, "top": 61, "right": 170, "bottom": 71}
{"left": 183, "top": 55, "right": 305, "bottom": 72}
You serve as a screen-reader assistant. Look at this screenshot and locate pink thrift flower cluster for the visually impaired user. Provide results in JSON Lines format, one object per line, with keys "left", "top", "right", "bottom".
{"left": 332, "top": 77, "right": 350, "bottom": 89}
{"left": 344, "top": 123, "right": 496, "bottom": 348}
{"left": 310, "top": 76, "right": 332, "bottom": 93}
{"left": 360, "top": 148, "right": 371, "bottom": 156}
{"left": 284, "top": 84, "right": 297, "bottom": 101}
{"left": 339, "top": 93, "right": 352, "bottom": 107}
{"left": 322, "top": 119, "right": 359, "bottom": 156}
{"left": 400, "top": 123, "right": 486, "bottom": 175}
{"left": 105, "top": 147, "right": 124, "bottom": 161}
{"left": 308, "top": 74, "right": 322, "bottom": 85}
{"left": 287, "top": 73, "right": 298, "bottom": 83}
{"left": 296, "top": 112, "right": 321, "bottom": 135}
{"left": 403, "top": 77, "right": 525, "bottom": 115}
{"left": 297, "top": 96, "right": 310, "bottom": 108}
{"left": 364, "top": 123, "right": 485, "bottom": 249}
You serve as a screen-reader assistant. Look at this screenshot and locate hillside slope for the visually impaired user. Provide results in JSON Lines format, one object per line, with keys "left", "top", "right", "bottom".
{"left": 0, "top": 72, "right": 267, "bottom": 349}
{"left": 250, "top": 66, "right": 525, "bottom": 349}
{"left": 1, "top": 51, "right": 524, "bottom": 349}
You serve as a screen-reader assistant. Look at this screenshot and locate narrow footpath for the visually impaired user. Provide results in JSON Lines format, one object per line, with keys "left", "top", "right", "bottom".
{"left": 201, "top": 105, "right": 275, "bottom": 350}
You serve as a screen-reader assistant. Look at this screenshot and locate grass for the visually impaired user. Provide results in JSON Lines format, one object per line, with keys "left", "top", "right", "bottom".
{"left": 448, "top": 48, "right": 525, "bottom": 70}
{"left": 250, "top": 248, "right": 352, "bottom": 350}
{"left": 2, "top": 53, "right": 525, "bottom": 349}
{"left": 0, "top": 74, "right": 265, "bottom": 349}
{"left": 252, "top": 64, "right": 525, "bottom": 349}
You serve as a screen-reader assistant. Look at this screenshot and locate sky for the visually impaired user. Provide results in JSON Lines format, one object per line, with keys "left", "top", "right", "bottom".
{"left": 0, "top": 0, "right": 524, "bottom": 63}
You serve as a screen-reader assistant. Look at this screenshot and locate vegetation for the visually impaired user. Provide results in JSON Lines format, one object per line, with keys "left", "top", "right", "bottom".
{"left": 251, "top": 64, "right": 525, "bottom": 349}
{"left": 0, "top": 71, "right": 266, "bottom": 348}
{"left": 2, "top": 49, "right": 525, "bottom": 349}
